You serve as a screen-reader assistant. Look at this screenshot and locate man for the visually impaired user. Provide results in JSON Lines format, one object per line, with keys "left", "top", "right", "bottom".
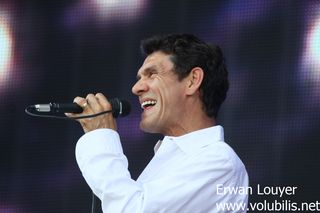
{"left": 70, "top": 34, "right": 248, "bottom": 212}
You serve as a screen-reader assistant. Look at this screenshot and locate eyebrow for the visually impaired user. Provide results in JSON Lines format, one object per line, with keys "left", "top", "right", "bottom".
{"left": 136, "top": 65, "right": 158, "bottom": 80}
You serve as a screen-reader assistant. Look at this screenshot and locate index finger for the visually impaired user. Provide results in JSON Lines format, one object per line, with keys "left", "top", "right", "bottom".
{"left": 73, "top": 96, "right": 87, "bottom": 107}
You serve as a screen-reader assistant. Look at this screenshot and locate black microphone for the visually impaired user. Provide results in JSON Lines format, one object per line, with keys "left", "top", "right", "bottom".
{"left": 29, "top": 98, "right": 131, "bottom": 118}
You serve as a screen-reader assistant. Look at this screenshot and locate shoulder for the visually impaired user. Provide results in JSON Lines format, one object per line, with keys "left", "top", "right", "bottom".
{"left": 196, "top": 140, "right": 247, "bottom": 177}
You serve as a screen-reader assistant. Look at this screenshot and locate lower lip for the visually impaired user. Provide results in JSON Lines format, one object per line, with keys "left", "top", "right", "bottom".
{"left": 142, "top": 105, "right": 155, "bottom": 114}
{"left": 144, "top": 106, "right": 154, "bottom": 110}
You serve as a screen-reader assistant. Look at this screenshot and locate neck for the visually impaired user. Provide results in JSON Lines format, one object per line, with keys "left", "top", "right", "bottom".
{"left": 164, "top": 111, "right": 216, "bottom": 137}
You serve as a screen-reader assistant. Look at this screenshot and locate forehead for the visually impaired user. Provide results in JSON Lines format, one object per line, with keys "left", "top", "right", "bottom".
{"left": 137, "top": 51, "right": 174, "bottom": 76}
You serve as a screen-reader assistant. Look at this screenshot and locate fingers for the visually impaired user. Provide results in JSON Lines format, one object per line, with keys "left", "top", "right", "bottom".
{"left": 94, "top": 93, "right": 117, "bottom": 130}
{"left": 69, "top": 93, "right": 112, "bottom": 115}
{"left": 66, "top": 93, "right": 117, "bottom": 133}
{"left": 65, "top": 96, "right": 90, "bottom": 117}
{"left": 73, "top": 96, "right": 88, "bottom": 108}
{"left": 85, "top": 93, "right": 112, "bottom": 113}
{"left": 85, "top": 93, "right": 101, "bottom": 113}
{"left": 95, "top": 93, "right": 112, "bottom": 110}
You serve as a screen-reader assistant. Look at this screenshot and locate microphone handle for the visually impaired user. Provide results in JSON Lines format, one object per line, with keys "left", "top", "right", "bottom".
{"left": 51, "top": 103, "right": 83, "bottom": 113}
{"left": 31, "top": 98, "right": 130, "bottom": 117}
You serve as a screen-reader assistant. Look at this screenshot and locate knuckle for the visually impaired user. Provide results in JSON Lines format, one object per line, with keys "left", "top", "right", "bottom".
{"left": 86, "top": 93, "right": 94, "bottom": 99}
{"left": 96, "top": 93, "right": 108, "bottom": 102}
{"left": 95, "top": 92, "right": 104, "bottom": 97}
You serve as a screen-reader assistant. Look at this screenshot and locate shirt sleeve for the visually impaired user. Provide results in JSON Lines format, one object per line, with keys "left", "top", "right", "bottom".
{"left": 75, "top": 128, "right": 145, "bottom": 212}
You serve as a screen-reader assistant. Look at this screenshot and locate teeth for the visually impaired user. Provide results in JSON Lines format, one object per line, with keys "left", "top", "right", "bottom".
{"left": 141, "top": 100, "right": 157, "bottom": 109}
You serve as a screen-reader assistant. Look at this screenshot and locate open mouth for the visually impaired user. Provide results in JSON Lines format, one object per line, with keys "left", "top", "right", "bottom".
{"left": 141, "top": 100, "right": 157, "bottom": 110}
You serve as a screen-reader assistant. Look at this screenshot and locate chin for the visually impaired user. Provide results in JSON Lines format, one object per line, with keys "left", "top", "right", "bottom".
{"left": 139, "top": 120, "right": 160, "bottom": 134}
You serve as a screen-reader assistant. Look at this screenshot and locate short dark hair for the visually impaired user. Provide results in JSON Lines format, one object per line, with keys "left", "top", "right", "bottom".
{"left": 141, "top": 34, "right": 229, "bottom": 118}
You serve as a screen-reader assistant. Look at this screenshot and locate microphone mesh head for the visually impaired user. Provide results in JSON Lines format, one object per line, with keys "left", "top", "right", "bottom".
{"left": 110, "top": 98, "right": 131, "bottom": 118}
{"left": 119, "top": 99, "right": 131, "bottom": 117}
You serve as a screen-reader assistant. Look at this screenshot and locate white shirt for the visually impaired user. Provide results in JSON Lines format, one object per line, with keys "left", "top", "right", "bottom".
{"left": 76, "top": 125, "right": 249, "bottom": 213}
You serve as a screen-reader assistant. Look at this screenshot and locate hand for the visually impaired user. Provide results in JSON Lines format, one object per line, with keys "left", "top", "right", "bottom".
{"left": 66, "top": 93, "right": 117, "bottom": 133}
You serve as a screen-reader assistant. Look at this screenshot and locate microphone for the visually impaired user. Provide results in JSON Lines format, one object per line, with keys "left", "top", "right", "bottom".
{"left": 29, "top": 98, "right": 131, "bottom": 118}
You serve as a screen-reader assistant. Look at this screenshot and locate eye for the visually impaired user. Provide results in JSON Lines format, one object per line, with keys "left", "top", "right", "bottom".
{"left": 149, "top": 72, "right": 157, "bottom": 78}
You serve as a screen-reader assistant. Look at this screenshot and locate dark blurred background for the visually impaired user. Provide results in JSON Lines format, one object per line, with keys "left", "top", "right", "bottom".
{"left": 0, "top": 0, "right": 320, "bottom": 212}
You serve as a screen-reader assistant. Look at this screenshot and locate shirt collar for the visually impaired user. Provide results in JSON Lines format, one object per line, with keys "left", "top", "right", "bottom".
{"left": 153, "top": 140, "right": 163, "bottom": 153}
{"left": 155, "top": 125, "right": 224, "bottom": 155}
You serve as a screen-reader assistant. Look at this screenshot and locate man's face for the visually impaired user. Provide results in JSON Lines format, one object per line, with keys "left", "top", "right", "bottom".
{"left": 132, "top": 51, "right": 188, "bottom": 135}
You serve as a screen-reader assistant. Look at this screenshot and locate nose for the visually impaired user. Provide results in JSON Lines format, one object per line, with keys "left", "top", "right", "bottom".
{"left": 132, "top": 78, "right": 148, "bottom": 96}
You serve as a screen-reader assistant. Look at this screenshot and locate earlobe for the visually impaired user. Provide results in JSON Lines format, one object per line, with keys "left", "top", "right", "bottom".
{"left": 186, "top": 67, "right": 204, "bottom": 95}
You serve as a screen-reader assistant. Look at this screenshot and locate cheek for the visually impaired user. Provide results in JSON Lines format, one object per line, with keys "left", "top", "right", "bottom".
{"left": 151, "top": 78, "right": 184, "bottom": 106}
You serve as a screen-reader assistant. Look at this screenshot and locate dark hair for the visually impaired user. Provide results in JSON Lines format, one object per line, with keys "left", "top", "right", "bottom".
{"left": 141, "top": 34, "right": 229, "bottom": 118}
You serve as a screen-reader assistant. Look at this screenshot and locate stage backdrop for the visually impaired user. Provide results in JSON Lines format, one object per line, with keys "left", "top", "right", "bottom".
{"left": 1, "top": 0, "right": 320, "bottom": 212}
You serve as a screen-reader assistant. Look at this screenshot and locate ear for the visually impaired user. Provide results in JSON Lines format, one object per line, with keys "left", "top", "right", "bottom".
{"left": 185, "top": 67, "right": 204, "bottom": 96}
